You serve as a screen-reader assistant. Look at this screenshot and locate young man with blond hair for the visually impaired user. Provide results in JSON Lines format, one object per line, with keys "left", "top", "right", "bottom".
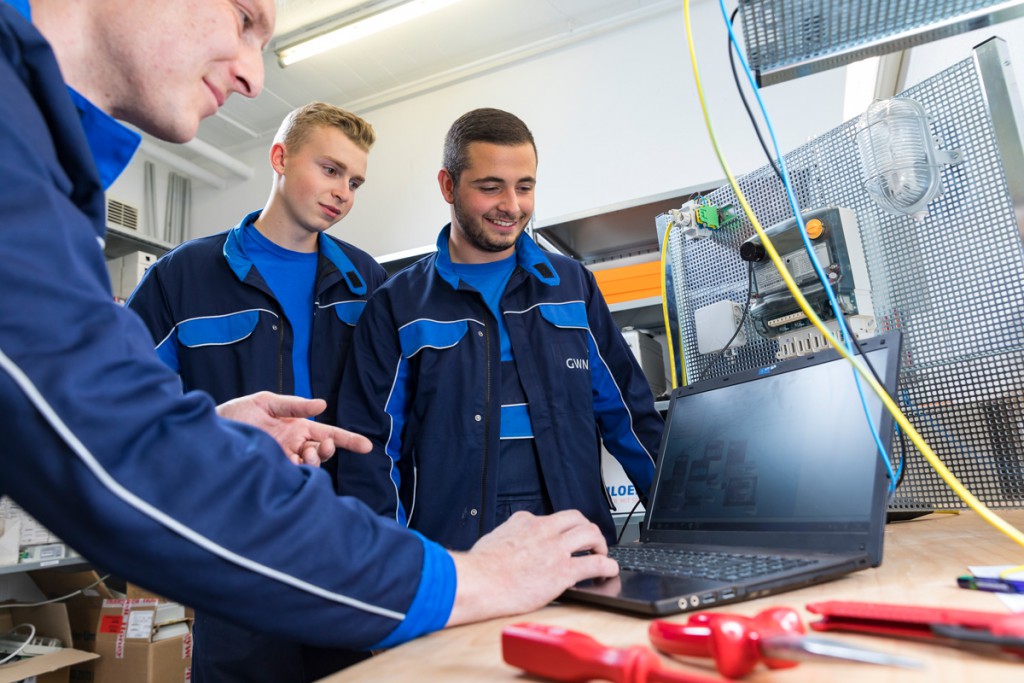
{"left": 128, "top": 101, "right": 386, "bottom": 681}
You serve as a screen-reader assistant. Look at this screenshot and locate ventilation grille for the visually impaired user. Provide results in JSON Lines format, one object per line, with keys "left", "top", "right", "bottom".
{"left": 106, "top": 197, "right": 140, "bottom": 232}
{"left": 738, "top": 0, "right": 1024, "bottom": 85}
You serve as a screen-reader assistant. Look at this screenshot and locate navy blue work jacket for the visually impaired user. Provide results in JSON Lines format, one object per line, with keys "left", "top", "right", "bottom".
{"left": 336, "top": 226, "right": 663, "bottom": 550}
{"left": 0, "top": 0, "right": 452, "bottom": 650}
{"left": 127, "top": 210, "right": 387, "bottom": 426}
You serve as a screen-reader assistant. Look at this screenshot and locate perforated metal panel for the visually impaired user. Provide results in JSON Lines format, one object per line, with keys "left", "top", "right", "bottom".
{"left": 738, "top": 0, "right": 1024, "bottom": 85}
{"left": 663, "top": 39, "right": 1024, "bottom": 509}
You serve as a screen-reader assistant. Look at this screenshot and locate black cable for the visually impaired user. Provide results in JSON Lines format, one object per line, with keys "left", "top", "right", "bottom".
{"left": 728, "top": 8, "right": 781, "bottom": 183}
{"left": 616, "top": 498, "right": 643, "bottom": 545}
{"left": 697, "top": 262, "right": 754, "bottom": 383}
{"left": 728, "top": 6, "right": 910, "bottom": 489}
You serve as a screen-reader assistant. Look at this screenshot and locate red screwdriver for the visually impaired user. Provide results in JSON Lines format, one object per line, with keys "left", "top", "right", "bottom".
{"left": 649, "top": 607, "right": 921, "bottom": 679}
{"left": 502, "top": 622, "right": 726, "bottom": 683}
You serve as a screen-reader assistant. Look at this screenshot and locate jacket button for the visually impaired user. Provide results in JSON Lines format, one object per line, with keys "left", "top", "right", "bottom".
{"left": 477, "top": 330, "right": 483, "bottom": 337}
{"left": 272, "top": 324, "right": 278, "bottom": 331}
{"left": 474, "top": 414, "right": 482, "bottom": 422}
{"left": 470, "top": 508, "right": 478, "bottom": 516}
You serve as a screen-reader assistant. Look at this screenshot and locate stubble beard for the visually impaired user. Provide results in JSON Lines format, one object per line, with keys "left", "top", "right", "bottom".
{"left": 453, "top": 196, "right": 525, "bottom": 254}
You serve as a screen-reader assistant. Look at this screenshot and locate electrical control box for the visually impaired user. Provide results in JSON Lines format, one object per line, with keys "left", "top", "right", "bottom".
{"left": 694, "top": 300, "right": 747, "bottom": 355}
{"left": 740, "top": 207, "right": 875, "bottom": 358}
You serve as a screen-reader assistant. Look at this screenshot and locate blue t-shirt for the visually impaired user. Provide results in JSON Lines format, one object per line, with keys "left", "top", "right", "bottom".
{"left": 451, "top": 254, "right": 517, "bottom": 361}
{"left": 243, "top": 226, "right": 318, "bottom": 399}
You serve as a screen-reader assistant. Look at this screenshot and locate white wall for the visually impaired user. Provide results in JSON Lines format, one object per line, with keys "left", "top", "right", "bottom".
{"left": 184, "top": 2, "right": 849, "bottom": 257}
{"left": 112, "top": 9, "right": 1024, "bottom": 258}
{"left": 106, "top": 154, "right": 195, "bottom": 242}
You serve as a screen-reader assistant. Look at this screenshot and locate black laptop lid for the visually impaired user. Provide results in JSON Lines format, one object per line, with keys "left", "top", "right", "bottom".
{"left": 641, "top": 332, "right": 901, "bottom": 561}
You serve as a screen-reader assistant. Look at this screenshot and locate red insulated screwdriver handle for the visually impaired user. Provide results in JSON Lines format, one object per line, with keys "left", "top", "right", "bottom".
{"left": 503, "top": 622, "right": 636, "bottom": 682}
{"left": 502, "top": 623, "right": 725, "bottom": 683}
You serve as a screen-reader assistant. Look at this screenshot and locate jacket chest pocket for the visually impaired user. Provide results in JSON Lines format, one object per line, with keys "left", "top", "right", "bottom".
{"left": 177, "top": 310, "right": 262, "bottom": 349}
{"left": 399, "top": 319, "right": 472, "bottom": 402}
{"left": 331, "top": 300, "right": 366, "bottom": 327}
{"left": 533, "top": 303, "right": 593, "bottom": 412}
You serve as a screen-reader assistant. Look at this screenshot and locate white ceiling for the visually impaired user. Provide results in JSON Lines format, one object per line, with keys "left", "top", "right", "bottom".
{"left": 178, "top": 0, "right": 677, "bottom": 163}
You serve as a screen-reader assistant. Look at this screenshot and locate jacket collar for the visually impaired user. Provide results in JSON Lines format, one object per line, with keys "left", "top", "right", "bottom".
{"left": 4, "top": 0, "right": 140, "bottom": 189}
{"left": 434, "top": 224, "right": 560, "bottom": 290}
{"left": 223, "top": 210, "right": 368, "bottom": 295}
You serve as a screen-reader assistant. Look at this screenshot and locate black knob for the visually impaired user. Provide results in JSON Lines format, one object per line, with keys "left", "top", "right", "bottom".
{"left": 740, "top": 241, "right": 766, "bottom": 262}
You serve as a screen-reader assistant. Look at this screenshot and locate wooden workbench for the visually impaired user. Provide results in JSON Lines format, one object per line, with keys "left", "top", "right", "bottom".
{"left": 320, "top": 510, "right": 1024, "bottom": 682}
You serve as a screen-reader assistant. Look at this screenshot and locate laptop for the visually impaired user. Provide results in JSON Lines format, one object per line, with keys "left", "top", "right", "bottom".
{"left": 563, "top": 331, "right": 902, "bottom": 615}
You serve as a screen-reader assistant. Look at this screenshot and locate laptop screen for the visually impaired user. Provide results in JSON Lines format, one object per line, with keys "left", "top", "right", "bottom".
{"left": 645, "top": 338, "right": 898, "bottom": 537}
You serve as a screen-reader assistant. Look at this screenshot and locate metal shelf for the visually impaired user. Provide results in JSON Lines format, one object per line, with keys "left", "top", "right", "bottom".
{"left": 104, "top": 225, "right": 175, "bottom": 260}
{"left": 0, "top": 548, "right": 88, "bottom": 576}
{"left": 534, "top": 186, "right": 718, "bottom": 266}
{"left": 608, "top": 296, "right": 666, "bottom": 331}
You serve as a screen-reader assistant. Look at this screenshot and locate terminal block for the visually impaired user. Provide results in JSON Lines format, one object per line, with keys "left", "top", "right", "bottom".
{"left": 669, "top": 200, "right": 734, "bottom": 240}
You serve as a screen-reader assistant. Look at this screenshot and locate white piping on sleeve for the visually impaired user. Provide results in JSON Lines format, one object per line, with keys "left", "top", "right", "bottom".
{"left": 383, "top": 355, "right": 408, "bottom": 526}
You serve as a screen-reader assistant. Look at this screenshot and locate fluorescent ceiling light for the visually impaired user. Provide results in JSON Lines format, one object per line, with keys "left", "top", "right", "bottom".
{"left": 276, "top": 0, "right": 467, "bottom": 67}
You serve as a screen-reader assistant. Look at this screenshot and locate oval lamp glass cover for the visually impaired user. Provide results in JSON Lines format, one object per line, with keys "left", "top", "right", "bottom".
{"left": 855, "top": 97, "right": 959, "bottom": 223}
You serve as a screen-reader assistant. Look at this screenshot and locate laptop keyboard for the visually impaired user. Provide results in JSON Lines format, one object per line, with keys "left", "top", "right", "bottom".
{"left": 609, "top": 546, "right": 818, "bottom": 581}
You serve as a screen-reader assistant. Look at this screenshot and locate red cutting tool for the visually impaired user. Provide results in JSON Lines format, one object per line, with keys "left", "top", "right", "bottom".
{"left": 501, "top": 622, "right": 726, "bottom": 683}
{"left": 807, "top": 600, "right": 1024, "bottom": 657}
{"left": 649, "top": 607, "right": 920, "bottom": 679}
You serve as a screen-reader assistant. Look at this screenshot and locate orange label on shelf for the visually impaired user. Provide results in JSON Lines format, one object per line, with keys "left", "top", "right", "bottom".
{"left": 593, "top": 261, "right": 661, "bottom": 304}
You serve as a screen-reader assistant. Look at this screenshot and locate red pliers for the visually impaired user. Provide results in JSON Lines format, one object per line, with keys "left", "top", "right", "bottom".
{"left": 649, "top": 607, "right": 919, "bottom": 678}
{"left": 807, "top": 600, "right": 1024, "bottom": 657}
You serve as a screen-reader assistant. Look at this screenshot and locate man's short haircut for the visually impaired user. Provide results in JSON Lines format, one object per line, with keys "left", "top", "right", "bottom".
{"left": 274, "top": 102, "right": 376, "bottom": 153}
{"left": 442, "top": 108, "right": 536, "bottom": 185}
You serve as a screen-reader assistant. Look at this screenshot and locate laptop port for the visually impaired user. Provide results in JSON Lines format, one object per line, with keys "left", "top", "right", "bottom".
{"left": 700, "top": 592, "right": 717, "bottom": 605}
{"left": 720, "top": 589, "right": 736, "bottom": 600}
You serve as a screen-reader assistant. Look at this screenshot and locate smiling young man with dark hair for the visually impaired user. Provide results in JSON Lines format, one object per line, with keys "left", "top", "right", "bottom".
{"left": 336, "top": 108, "right": 663, "bottom": 551}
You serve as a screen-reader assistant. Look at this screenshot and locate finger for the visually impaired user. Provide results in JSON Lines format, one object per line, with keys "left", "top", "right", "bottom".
{"left": 268, "top": 395, "right": 328, "bottom": 420}
{"left": 560, "top": 521, "right": 610, "bottom": 557}
{"left": 310, "top": 424, "right": 371, "bottom": 453}
{"left": 316, "top": 438, "right": 336, "bottom": 462}
{"left": 299, "top": 442, "right": 322, "bottom": 467}
{"left": 528, "top": 508, "right": 590, "bottom": 534}
{"left": 569, "top": 553, "right": 619, "bottom": 581}
{"left": 286, "top": 451, "right": 302, "bottom": 466}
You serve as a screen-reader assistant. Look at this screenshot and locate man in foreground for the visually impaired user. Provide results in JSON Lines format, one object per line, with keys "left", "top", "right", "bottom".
{"left": 0, "top": 0, "right": 617, "bottom": 654}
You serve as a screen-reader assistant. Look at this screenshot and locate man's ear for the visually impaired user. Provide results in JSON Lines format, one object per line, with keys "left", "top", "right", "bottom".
{"left": 270, "top": 142, "right": 287, "bottom": 175}
{"left": 438, "top": 168, "right": 456, "bottom": 204}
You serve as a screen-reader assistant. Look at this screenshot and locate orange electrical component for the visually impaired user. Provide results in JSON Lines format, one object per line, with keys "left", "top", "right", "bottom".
{"left": 805, "top": 218, "right": 824, "bottom": 239}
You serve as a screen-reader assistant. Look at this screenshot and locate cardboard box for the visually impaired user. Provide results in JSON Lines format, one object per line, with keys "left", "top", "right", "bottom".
{"left": 31, "top": 571, "right": 116, "bottom": 652}
{"left": 0, "top": 603, "right": 98, "bottom": 683}
{"left": 92, "top": 599, "right": 191, "bottom": 683}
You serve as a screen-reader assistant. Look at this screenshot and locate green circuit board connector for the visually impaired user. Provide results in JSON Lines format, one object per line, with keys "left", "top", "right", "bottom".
{"left": 694, "top": 203, "right": 737, "bottom": 230}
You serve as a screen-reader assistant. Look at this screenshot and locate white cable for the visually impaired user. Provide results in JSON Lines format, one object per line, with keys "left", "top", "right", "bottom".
{"left": 0, "top": 624, "right": 37, "bottom": 665}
